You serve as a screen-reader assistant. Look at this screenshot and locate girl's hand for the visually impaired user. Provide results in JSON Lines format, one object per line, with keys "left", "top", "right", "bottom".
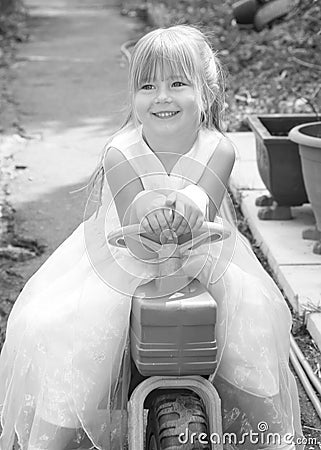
{"left": 165, "top": 190, "right": 205, "bottom": 236}
{"left": 133, "top": 191, "right": 172, "bottom": 235}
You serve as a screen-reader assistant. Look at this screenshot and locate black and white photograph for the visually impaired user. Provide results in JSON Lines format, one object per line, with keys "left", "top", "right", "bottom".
{"left": 0, "top": 0, "right": 320, "bottom": 448}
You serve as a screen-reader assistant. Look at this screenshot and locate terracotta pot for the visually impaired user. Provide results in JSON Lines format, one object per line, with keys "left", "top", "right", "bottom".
{"left": 289, "top": 121, "right": 321, "bottom": 254}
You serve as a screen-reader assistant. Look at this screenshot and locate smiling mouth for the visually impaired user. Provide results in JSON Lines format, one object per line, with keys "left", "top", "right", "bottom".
{"left": 152, "top": 111, "right": 180, "bottom": 119}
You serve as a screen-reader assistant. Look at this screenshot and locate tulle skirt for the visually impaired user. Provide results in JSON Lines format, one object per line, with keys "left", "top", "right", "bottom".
{"left": 0, "top": 205, "right": 304, "bottom": 449}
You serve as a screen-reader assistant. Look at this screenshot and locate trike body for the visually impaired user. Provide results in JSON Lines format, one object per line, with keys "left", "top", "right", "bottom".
{"left": 108, "top": 223, "right": 229, "bottom": 450}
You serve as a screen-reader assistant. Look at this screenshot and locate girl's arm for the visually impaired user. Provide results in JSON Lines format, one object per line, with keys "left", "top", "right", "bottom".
{"left": 166, "top": 137, "right": 235, "bottom": 234}
{"left": 197, "top": 136, "right": 235, "bottom": 221}
{"left": 105, "top": 147, "right": 155, "bottom": 260}
{"left": 105, "top": 147, "right": 169, "bottom": 259}
{"left": 105, "top": 146, "right": 144, "bottom": 226}
{"left": 105, "top": 147, "right": 171, "bottom": 229}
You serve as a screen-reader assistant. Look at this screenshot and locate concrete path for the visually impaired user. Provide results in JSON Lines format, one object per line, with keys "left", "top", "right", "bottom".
{"left": 9, "top": 0, "right": 139, "bottom": 279}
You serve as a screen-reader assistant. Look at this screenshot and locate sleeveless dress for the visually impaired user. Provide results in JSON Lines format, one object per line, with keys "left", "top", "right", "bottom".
{"left": 0, "top": 124, "right": 303, "bottom": 449}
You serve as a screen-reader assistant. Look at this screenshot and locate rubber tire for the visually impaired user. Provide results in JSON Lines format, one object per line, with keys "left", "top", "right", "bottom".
{"left": 146, "top": 391, "right": 210, "bottom": 450}
{"left": 232, "top": 0, "right": 259, "bottom": 25}
{"left": 254, "top": 0, "right": 293, "bottom": 31}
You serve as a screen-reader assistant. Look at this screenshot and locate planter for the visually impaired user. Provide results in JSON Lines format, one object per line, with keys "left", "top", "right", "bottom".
{"left": 247, "top": 114, "right": 317, "bottom": 220}
{"left": 289, "top": 121, "right": 321, "bottom": 255}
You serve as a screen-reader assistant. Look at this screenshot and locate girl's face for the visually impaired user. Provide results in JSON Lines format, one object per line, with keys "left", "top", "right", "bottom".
{"left": 134, "top": 64, "right": 200, "bottom": 139}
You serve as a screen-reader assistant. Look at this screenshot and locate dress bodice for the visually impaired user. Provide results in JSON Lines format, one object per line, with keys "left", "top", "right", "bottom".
{"left": 107, "top": 124, "right": 223, "bottom": 191}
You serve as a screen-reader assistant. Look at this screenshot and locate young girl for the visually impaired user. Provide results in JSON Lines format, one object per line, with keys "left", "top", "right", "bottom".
{"left": 0, "top": 25, "right": 304, "bottom": 450}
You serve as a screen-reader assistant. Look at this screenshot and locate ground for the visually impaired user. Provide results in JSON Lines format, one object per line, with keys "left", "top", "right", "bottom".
{"left": 0, "top": 0, "right": 321, "bottom": 446}
{"left": 0, "top": 3, "right": 30, "bottom": 343}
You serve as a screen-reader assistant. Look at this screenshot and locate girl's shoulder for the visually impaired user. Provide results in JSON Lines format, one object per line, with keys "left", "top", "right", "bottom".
{"left": 199, "top": 128, "right": 236, "bottom": 162}
{"left": 104, "top": 123, "right": 147, "bottom": 180}
{"left": 217, "top": 134, "right": 236, "bottom": 161}
{"left": 199, "top": 127, "right": 224, "bottom": 147}
{"left": 108, "top": 123, "right": 141, "bottom": 152}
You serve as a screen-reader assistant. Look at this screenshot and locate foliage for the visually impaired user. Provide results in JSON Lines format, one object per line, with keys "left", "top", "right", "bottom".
{"left": 0, "top": 0, "right": 27, "bottom": 43}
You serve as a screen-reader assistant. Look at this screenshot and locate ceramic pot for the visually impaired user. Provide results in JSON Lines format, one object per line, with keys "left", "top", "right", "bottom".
{"left": 247, "top": 114, "right": 317, "bottom": 219}
{"left": 289, "top": 121, "right": 321, "bottom": 254}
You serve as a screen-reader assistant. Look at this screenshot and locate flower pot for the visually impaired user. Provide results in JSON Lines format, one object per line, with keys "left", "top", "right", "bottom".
{"left": 289, "top": 121, "right": 321, "bottom": 254}
{"left": 247, "top": 114, "right": 317, "bottom": 220}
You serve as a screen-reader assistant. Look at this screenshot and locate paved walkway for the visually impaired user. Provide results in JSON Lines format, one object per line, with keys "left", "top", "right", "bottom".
{"left": 228, "top": 132, "right": 321, "bottom": 350}
{"left": 9, "top": 0, "right": 139, "bottom": 279}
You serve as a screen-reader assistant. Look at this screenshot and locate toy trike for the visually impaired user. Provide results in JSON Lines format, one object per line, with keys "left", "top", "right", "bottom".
{"left": 108, "top": 220, "right": 231, "bottom": 450}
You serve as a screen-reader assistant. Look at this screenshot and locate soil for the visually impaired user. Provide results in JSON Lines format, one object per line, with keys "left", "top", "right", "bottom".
{"left": 0, "top": 0, "right": 321, "bottom": 447}
{"left": 0, "top": 5, "right": 30, "bottom": 344}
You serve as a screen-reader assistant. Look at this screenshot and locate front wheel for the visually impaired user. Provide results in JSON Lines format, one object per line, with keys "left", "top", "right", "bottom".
{"left": 146, "top": 391, "right": 210, "bottom": 449}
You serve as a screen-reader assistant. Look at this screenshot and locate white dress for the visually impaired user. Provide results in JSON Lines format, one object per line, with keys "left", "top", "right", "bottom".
{"left": 0, "top": 124, "right": 303, "bottom": 449}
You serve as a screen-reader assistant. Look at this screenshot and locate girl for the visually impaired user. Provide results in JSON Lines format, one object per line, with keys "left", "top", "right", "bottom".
{"left": 0, "top": 25, "right": 303, "bottom": 450}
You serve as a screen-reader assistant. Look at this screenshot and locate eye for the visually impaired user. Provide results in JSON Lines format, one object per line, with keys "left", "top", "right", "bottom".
{"left": 140, "top": 84, "right": 155, "bottom": 90}
{"left": 172, "top": 81, "right": 186, "bottom": 87}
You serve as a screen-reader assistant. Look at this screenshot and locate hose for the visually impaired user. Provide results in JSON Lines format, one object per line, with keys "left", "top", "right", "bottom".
{"left": 120, "top": 39, "right": 137, "bottom": 63}
{"left": 290, "top": 334, "right": 321, "bottom": 398}
{"left": 290, "top": 347, "right": 321, "bottom": 420}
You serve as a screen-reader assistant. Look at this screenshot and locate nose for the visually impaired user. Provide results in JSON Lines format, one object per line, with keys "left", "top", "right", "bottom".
{"left": 154, "top": 85, "right": 172, "bottom": 104}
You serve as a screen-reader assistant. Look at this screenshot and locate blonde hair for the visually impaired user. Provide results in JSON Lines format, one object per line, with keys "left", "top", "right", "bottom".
{"left": 129, "top": 25, "right": 225, "bottom": 131}
{"left": 88, "top": 24, "right": 226, "bottom": 209}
